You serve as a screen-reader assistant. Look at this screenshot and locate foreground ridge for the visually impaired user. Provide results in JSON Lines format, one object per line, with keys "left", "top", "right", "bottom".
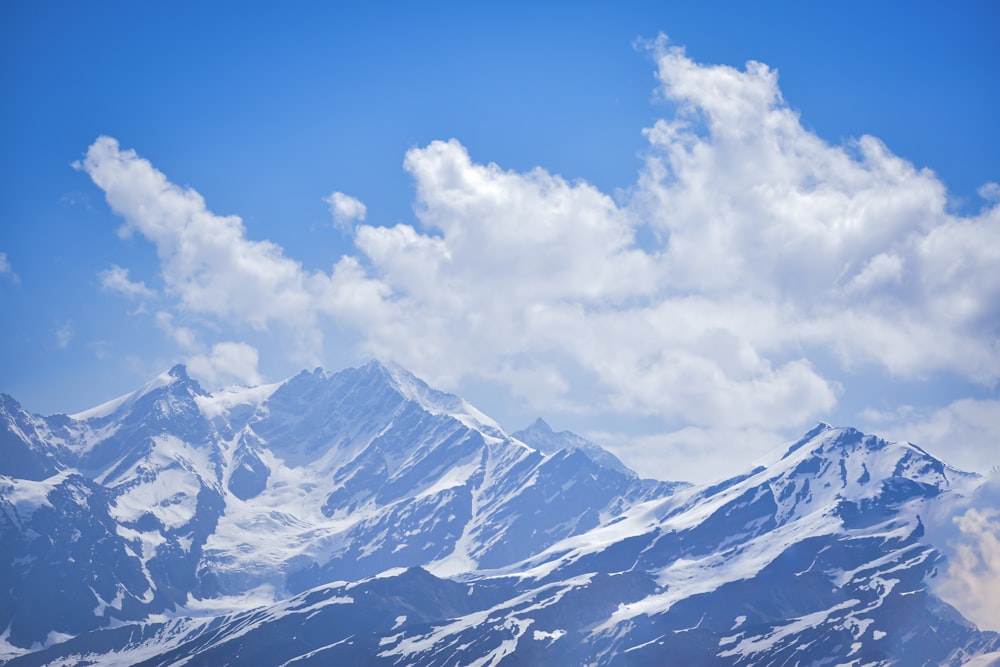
{"left": 1, "top": 362, "right": 997, "bottom": 665}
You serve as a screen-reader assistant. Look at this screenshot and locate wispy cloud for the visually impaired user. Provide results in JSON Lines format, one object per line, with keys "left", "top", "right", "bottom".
{"left": 99, "top": 265, "right": 156, "bottom": 301}
{"left": 55, "top": 320, "right": 75, "bottom": 350}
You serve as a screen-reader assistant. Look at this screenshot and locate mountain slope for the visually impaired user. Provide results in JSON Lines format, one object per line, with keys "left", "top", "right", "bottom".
{"left": 1, "top": 365, "right": 998, "bottom": 665}
{"left": 0, "top": 361, "right": 682, "bottom": 659}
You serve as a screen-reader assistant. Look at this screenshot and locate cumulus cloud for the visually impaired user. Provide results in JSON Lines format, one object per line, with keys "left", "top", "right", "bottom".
{"left": 637, "top": 39, "right": 1000, "bottom": 382}
{"left": 333, "top": 42, "right": 996, "bottom": 424}
{"left": 81, "top": 39, "right": 1000, "bottom": 483}
{"left": 339, "top": 139, "right": 840, "bottom": 435}
{"left": 325, "top": 191, "right": 367, "bottom": 229}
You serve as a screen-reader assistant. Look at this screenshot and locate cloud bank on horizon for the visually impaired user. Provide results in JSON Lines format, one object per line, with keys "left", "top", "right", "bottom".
{"left": 77, "top": 40, "right": 999, "bottom": 483}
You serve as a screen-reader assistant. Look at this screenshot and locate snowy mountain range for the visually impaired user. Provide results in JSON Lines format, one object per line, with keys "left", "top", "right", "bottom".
{"left": 1, "top": 361, "right": 998, "bottom": 665}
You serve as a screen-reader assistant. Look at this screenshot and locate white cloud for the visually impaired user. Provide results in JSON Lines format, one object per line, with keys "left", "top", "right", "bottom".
{"left": 841, "top": 252, "right": 904, "bottom": 295}
{"left": 339, "top": 139, "right": 840, "bottom": 431}
{"left": 78, "top": 136, "right": 346, "bottom": 366}
{"left": 187, "top": 341, "right": 263, "bottom": 389}
{"left": 979, "top": 182, "right": 1000, "bottom": 203}
{"left": 325, "top": 191, "right": 367, "bottom": 229}
{"left": 81, "top": 40, "right": 1000, "bottom": 484}
{"left": 637, "top": 40, "right": 1000, "bottom": 383}
{"left": 79, "top": 137, "right": 314, "bottom": 330}
{"left": 99, "top": 264, "right": 156, "bottom": 300}
{"left": 154, "top": 311, "right": 200, "bottom": 351}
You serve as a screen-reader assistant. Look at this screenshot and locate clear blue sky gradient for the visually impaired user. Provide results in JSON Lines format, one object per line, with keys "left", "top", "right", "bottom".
{"left": 1, "top": 1, "right": 997, "bottom": 480}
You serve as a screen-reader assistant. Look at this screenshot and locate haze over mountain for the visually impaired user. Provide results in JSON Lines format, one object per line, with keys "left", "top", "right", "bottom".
{"left": 2, "top": 362, "right": 998, "bottom": 665}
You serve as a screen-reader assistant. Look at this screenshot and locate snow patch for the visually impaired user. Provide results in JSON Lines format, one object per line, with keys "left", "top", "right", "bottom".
{"left": 718, "top": 600, "right": 860, "bottom": 659}
{"left": 379, "top": 632, "right": 405, "bottom": 647}
{"left": 625, "top": 634, "right": 666, "bottom": 653}
{"left": 532, "top": 629, "right": 565, "bottom": 641}
{"left": 1, "top": 471, "right": 73, "bottom": 521}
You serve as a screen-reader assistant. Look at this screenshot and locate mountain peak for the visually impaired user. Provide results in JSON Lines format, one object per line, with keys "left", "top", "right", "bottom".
{"left": 527, "top": 417, "right": 553, "bottom": 433}
{"left": 514, "top": 418, "right": 587, "bottom": 453}
{"left": 167, "top": 363, "right": 190, "bottom": 380}
{"left": 780, "top": 421, "right": 835, "bottom": 459}
{"left": 69, "top": 363, "right": 206, "bottom": 421}
{"left": 362, "top": 359, "right": 438, "bottom": 396}
{"left": 0, "top": 392, "right": 24, "bottom": 415}
{"left": 513, "top": 418, "right": 636, "bottom": 478}
{"left": 128, "top": 364, "right": 207, "bottom": 406}
{"left": 760, "top": 422, "right": 976, "bottom": 520}
{"left": 347, "top": 358, "right": 439, "bottom": 402}
{"left": 347, "top": 360, "right": 504, "bottom": 437}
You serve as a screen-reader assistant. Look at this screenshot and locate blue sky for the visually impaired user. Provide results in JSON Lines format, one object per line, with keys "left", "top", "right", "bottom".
{"left": 1, "top": 1, "right": 998, "bottom": 482}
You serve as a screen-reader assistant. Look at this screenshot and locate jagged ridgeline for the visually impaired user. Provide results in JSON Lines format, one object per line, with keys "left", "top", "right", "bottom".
{"left": 1, "top": 362, "right": 997, "bottom": 665}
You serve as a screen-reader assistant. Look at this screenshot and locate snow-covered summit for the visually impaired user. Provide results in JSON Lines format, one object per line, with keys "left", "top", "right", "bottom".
{"left": 768, "top": 422, "right": 979, "bottom": 513}
{"left": 69, "top": 363, "right": 206, "bottom": 422}
{"left": 359, "top": 360, "right": 508, "bottom": 439}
